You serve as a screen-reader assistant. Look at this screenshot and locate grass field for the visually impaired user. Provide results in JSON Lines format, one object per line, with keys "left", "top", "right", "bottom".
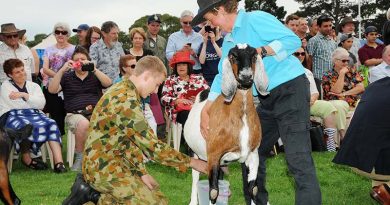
{"left": 8, "top": 151, "right": 377, "bottom": 205}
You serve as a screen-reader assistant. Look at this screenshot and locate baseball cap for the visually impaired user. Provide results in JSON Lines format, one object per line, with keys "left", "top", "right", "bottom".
{"left": 147, "top": 14, "right": 161, "bottom": 24}
{"left": 364, "top": 26, "right": 377, "bottom": 34}
{"left": 72, "top": 24, "right": 90, "bottom": 32}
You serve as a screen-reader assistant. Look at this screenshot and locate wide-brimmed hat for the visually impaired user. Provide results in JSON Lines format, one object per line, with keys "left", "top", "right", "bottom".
{"left": 339, "top": 17, "right": 358, "bottom": 27}
{"left": 169, "top": 51, "right": 195, "bottom": 68}
{"left": 0, "top": 23, "right": 26, "bottom": 37}
{"left": 192, "top": 0, "right": 229, "bottom": 26}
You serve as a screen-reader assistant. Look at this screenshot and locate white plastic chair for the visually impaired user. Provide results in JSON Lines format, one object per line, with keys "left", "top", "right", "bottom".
{"left": 66, "top": 128, "right": 76, "bottom": 168}
{"left": 165, "top": 117, "right": 182, "bottom": 151}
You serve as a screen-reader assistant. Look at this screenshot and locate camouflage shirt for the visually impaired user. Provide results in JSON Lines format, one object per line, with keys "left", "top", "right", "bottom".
{"left": 83, "top": 77, "right": 190, "bottom": 179}
{"left": 144, "top": 32, "right": 168, "bottom": 72}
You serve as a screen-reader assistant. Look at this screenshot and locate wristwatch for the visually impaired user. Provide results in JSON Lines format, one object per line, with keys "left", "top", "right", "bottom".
{"left": 260, "top": 46, "right": 267, "bottom": 58}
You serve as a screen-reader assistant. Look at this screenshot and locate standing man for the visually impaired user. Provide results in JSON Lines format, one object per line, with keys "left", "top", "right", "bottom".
{"left": 306, "top": 18, "right": 318, "bottom": 41}
{"left": 193, "top": 0, "right": 322, "bottom": 204}
{"left": 166, "top": 10, "right": 203, "bottom": 74}
{"left": 337, "top": 17, "right": 360, "bottom": 58}
{"left": 144, "top": 14, "right": 168, "bottom": 73}
{"left": 72, "top": 24, "right": 89, "bottom": 49}
{"left": 0, "top": 23, "right": 35, "bottom": 84}
{"left": 296, "top": 17, "right": 308, "bottom": 40}
{"left": 307, "top": 15, "right": 337, "bottom": 80}
{"left": 358, "top": 26, "right": 384, "bottom": 69}
{"left": 90, "top": 21, "right": 124, "bottom": 81}
{"left": 285, "top": 14, "right": 300, "bottom": 34}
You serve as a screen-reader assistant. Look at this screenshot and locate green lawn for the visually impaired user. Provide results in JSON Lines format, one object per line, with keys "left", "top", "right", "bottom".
{"left": 8, "top": 151, "right": 376, "bottom": 205}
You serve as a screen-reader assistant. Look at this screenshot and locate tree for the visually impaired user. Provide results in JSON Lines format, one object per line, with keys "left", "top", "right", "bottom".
{"left": 294, "top": 0, "right": 390, "bottom": 37}
{"left": 128, "top": 14, "right": 181, "bottom": 40}
{"left": 118, "top": 31, "right": 131, "bottom": 51}
{"left": 245, "top": 0, "right": 287, "bottom": 21}
{"left": 26, "top": 33, "right": 47, "bottom": 48}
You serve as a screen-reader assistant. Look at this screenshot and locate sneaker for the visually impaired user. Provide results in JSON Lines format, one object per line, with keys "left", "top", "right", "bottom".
{"left": 71, "top": 158, "right": 82, "bottom": 172}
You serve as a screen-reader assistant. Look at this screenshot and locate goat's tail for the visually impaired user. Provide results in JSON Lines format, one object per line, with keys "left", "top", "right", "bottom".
{"left": 194, "top": 89, "right": 210, "bottom": 104}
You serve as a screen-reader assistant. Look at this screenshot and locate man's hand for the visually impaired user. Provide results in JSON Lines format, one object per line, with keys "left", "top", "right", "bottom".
{"left": 9, "top": 91, "right": 27, "bottom": 100}
{"left": 190, "top": 158, "right": 208, "bottom": 174}
{"left": 141, "top": 174, "right": 160, "bottom": 191}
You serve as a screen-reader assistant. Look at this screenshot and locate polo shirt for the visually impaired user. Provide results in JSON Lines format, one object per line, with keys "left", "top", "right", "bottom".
{"left": 208, "top": 10, "right": 305, "bottom": 101}
{"left": 358, "top": 43, "right": 385, "bottom": 66}
{"left": 60, "top": 71, "right": 103, "bottom": 112}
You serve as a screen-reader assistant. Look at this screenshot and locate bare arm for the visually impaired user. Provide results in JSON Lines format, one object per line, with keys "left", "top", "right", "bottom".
{"left": 364, "top": 58, "right": 383, "bottom": 67}
{"left": 42, "top": 56, "right": 57, "bottom": 78}
{"left": 92, "top": 66, "right": 112, "bottom": 88}
{"left": 343, "top": 83, "right": 365, "bottom": 96}
{"left": 330, "top": 67, "right": 348, "bottom": 94}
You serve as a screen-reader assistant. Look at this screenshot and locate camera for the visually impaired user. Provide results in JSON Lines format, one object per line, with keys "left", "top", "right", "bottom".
{"left": 186, "top": 43, "right": 192, "bottom": 47}
{"left": 205, "top": 25, "right": 213, "bottom": 33}
{"left": 81, "top": 63, "right": 95, "bottom": 72}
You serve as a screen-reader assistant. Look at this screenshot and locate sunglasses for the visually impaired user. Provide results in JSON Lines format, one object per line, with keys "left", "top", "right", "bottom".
{"left": 54, "top": 30, "right": 68, "bottom": 35}
{"left": 294, "top": 52, "right": 306, "bottom": 57}
{"left": 182, "top": 21, "right": 192, "bottom": 25}
{"left": 126, "top": 64, "right": 136, "bottom": 69}
{"left": 338, "top": 59, "right": 350, "bottom": 63}
{"left": 5, "top": 34, "right": 19, "bottom": 39}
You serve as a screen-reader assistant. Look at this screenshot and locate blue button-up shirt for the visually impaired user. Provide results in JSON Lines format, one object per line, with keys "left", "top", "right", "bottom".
{"left": 208, "top": 10, "right": 305, "bottom": 101}
{"left": 165, "top": 29, "right": 203, "bottom": 70}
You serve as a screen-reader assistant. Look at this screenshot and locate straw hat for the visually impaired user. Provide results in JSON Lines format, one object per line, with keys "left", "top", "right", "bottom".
{"left": 0, "top": 23, "right": 26, "bottom": 37}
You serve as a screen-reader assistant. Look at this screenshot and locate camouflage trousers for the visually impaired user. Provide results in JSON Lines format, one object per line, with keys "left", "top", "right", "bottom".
{"left": 84, "top": 160, "right": 168, "bottom": 205}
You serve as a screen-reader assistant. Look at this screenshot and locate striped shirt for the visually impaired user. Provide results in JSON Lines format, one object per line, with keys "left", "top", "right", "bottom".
{"left": 60, "top": 71, "right": 103, "bottom": 112}
{"left": 307, "top": 33, "right": 337, "bottom": 79}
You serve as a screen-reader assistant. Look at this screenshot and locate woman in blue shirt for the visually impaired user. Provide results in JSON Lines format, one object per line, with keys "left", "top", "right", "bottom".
{"left": 192, "top": 0, "right": 322, "bottom": 204}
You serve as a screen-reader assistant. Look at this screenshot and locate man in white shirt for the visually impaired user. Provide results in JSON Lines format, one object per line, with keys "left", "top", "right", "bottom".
{"left": 370, "top": 45, "right": 390, "bottom": 83}
{"left": 0, "top": 23, "right": 35, "bottom": 84}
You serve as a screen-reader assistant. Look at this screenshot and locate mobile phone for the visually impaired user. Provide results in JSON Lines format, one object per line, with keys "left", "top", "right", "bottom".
{"left": 186, "top": 43, "right": 192, "bottom": 47}
{"left": 205, "top": 25, "right": 212, "bottom": 33}
{"left": 81, "top": 63, "right": 94, "bottom": 72}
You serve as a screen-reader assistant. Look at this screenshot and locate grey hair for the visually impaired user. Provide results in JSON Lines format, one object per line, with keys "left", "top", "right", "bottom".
{"left": 53, "top": 22, "right": 71, "bottom": 37}
{"left": 101, "top": 21, "right": 118, "bottom": 33}
{"left": 180, "top": 10, "right": 194, "bottom": 19}
{"left": 387, "top": 8, "right": 390, "bottom": 20}
{"left": 383, "top": 45, "right": 390, "bottom": 58}
{"left": 332, "top": 47, "right": 350, "bottom": 63}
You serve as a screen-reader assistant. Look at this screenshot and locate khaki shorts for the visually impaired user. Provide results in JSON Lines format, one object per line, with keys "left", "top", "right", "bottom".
{"left": 65, "top": 113, "right": 88, "bottom": 132}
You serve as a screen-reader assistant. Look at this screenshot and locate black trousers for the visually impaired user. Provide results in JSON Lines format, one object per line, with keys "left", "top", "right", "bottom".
{"left": 43, "top": 87, "right": 66, "bottom": 135}
{"left": 241, "top": 75, "right": 322, "bottom": 205}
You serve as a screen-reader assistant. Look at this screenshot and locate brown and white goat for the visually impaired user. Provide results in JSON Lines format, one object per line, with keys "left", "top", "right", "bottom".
{"left": 184, "top": 44, "right": 268, "bottom": 205}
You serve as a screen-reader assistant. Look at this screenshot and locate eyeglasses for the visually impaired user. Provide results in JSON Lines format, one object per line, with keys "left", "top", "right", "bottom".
{"left": 294, "top": 52, "right": 306, "bottom": 57}
{"left": 126, "top": 64, "right": 136, "bottom": 69}
{"left": 337, "top": 59, "right": 350, "bottom": 63}
{"left": 54, "top": 30, "right": 68, "bottom": 35}
{"left": 5, "top": 34, "right": 19, "bottom": 39}
{"left": 182, "top": 21, "right": 192, "bottom": 25}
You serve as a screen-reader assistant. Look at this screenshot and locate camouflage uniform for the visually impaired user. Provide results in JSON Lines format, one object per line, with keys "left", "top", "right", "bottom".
{"left": 82, "top": 78, "right": 191, "bottom": 204}
{"left": 143, "top": 32, "right": 169, "bottom": 74}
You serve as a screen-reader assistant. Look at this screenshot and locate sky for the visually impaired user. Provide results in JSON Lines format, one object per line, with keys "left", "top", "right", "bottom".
{"left": 0, "top": 0, "right": 301, "bottom": 40}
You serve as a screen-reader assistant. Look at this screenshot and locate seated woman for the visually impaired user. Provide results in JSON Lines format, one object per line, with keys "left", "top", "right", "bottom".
{"left": 161, "top": 51, "right": 209, "bottom": 126}
{"left": 295, "top": 47, "right": 350, "bottom": 150}
{"left": 322, "top": 47, "right": 365, "bottom": 141}
{"left": 48, "top": 47, "right": 112, "bottom": 171}
{"left": 0, "top": 58, "right": 66, "bottom": 173}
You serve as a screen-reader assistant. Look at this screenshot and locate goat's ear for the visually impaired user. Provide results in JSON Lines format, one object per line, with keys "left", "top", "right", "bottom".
{"left": 222, "top": 57, "right": 237, "bottom": 103}
{"left": 254, "top": 54, "right": 270, "bottom": 96}
{"left": 228, "top": 47, "right": 238, "bottom": 63}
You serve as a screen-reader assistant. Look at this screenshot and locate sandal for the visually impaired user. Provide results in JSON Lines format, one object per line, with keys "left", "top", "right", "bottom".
{"left": 54, "top": 162, "right": 67, "bottom": 173}
{"left": 22, "top": 158, "right": 48, "bottom": 170}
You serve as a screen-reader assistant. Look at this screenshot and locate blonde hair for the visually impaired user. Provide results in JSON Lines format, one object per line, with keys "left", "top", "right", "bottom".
{"left": 129, "top": 27, "right": 146, "bottom": 41}
{"left": 133, "top": 56, "right": 167, "bottom": 78}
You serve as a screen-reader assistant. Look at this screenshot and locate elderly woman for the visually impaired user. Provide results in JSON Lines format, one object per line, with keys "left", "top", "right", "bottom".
{"left": 85, "top": 26, "right": 102, "bottom": 51}
{"left": 161, "top": 51, "right": 209, "bottom": 126}
{"left": 129, "top": 27, "right": 154, "bottom": 60}
{"left": 322, "top": 47, "right": 365, "bottom": 108}
{"left": 295, "top": 46, "right": 349, "bottom": 150}
{"left": 42, "top": 22, "right": 75, "bottom": 135}
{"left": 0, "top": 59, "right": 65, "bottom": 173}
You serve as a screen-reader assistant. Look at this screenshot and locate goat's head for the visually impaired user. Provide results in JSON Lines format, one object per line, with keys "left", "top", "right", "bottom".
{"left": 222, "top": 44, "right": 259, "bottom": 102}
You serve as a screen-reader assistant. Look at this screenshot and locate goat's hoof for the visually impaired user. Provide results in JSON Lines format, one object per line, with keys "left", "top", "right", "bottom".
{"left": 252, "top": 185, "right": 258, "bottom": 196}
{"left": 210, "top": 188, "right": 218, "bottom": 200}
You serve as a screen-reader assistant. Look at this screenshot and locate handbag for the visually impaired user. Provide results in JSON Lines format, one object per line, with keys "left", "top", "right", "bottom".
{"left": 309, "top": 121, "right": 327, "bottom": 152}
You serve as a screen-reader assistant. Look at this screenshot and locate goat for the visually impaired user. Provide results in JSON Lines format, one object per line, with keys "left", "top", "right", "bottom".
{"left": 0, "top": 125, "right": 33, "bottom": 205}
{"left": 184, "top": 44, "right": 268, "bottom": 205}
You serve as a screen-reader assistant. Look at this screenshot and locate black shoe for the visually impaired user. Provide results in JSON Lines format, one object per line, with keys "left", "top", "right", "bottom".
{"left": 62, "top": 173, "right": 100, "bottom": 205}
{"left": 4, "top": 124, "right": 33, "bottom": 141}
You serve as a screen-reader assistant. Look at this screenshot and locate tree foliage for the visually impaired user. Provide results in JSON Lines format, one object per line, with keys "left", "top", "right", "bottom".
{"left": 128, "top": 13, "right": 180, "bottom": 41}
{"left": 294, "top": 0, "right": 390, "bottom": 37}
{"left": 26, "top": 34, "right": 47, "bottom": 48}
{"left": 245, "top": 0, "right": 287, "bottom": 21}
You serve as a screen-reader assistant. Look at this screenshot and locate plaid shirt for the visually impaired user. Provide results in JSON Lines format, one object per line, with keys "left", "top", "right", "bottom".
{"left": 307, "top": 33, "right": 337, "bottom": 79}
